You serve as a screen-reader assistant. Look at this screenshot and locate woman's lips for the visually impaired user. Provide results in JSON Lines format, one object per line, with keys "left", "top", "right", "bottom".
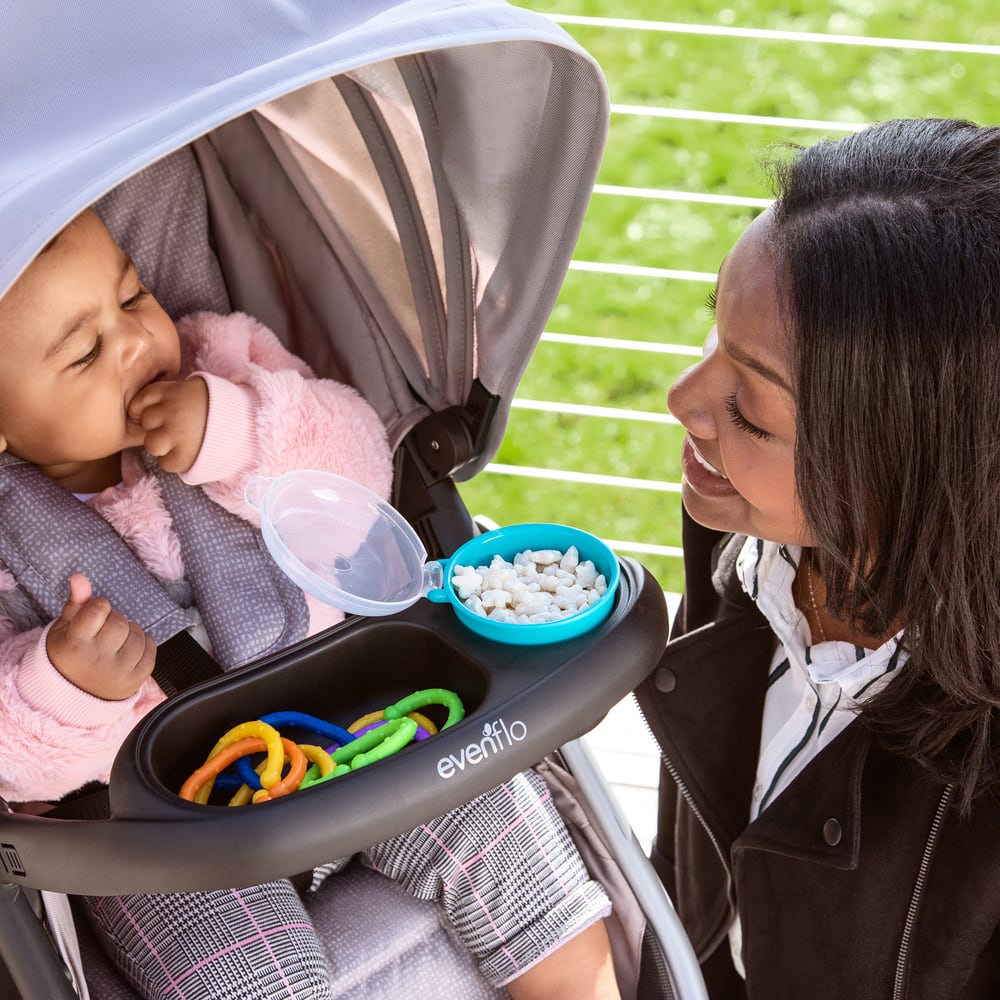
{"left": 680, "top": 437, "right": 739, "bottom": 498}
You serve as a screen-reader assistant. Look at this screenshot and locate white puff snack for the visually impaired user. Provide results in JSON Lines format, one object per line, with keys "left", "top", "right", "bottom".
{"left": 452, "top": 546, "right": 607, "bottom": 623}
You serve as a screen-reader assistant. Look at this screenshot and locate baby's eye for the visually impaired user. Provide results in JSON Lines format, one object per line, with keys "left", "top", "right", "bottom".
{"left": 72, "top": 338, "right": 102, "bottom": 369}
{"left": 121, "top": 287, "right": 149, "bottom": 310}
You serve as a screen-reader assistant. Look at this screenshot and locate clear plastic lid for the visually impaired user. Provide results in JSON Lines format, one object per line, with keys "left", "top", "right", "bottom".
{"left": 245, "top": 470, "right": 443, "bottom": 616}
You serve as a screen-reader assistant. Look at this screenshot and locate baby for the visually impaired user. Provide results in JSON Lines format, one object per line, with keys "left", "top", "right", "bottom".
{"left": 0, "top": 209, "right": 621, "bottom": 1000}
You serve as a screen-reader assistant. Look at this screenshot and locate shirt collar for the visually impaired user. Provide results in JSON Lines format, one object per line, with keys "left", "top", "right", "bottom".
{"left": 736, "top": 536, "right": 906, "bottom": 701}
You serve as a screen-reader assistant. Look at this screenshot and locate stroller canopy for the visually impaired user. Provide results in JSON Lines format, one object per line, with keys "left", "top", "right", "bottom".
{"left": 0, "top": 0, "right": 608, "bottom": 472}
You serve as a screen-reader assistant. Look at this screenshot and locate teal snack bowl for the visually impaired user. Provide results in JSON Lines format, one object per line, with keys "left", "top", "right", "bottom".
{"left": 246, "top": 471, "right": 620, "bottom": 645}
{"left": 426, "top": 522, "right": 621, "bottom": 646}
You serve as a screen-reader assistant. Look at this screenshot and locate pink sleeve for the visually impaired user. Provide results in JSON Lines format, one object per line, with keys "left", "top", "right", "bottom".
{"left": 176, "top": 312, "right": 393, "bottom": 520}
{"left": 0, "top": 624, "right": 165, "bottom": 803}
{"left": 180, "top": 373, "right": 258, "bottom": 486}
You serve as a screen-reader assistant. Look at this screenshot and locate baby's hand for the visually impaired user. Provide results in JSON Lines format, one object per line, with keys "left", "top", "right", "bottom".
{"left": 129, "top": 376, "right": 209, "bottom": 474}
{"left": 46, "top": 573, "right": 156, "bottom": 700}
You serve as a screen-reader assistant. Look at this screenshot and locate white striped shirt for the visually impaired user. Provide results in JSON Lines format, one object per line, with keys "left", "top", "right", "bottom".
{"left": 728, "top": 536, "right": 905, "bottom": 975}
{"left": 736, "top": 537, "right": 905, "bottom": 819}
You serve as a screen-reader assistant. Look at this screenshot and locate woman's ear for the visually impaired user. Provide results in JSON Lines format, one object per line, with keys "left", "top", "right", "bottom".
{"left": 0, "top": 434, "right": 8, "bottom": 454}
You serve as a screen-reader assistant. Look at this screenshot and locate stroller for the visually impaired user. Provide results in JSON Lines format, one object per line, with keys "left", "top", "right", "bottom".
{"left": 0, "top": 1, "right": 708, "bottom": 997}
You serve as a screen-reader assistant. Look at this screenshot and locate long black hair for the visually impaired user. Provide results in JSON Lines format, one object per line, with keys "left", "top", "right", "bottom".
{"left": 767, "top": 118, "right": 1000, "bottom": 811}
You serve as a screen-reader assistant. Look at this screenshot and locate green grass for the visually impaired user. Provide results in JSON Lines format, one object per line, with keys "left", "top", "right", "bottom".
{"left": 458, "top": 2, "right": 1000, "bottom": 593}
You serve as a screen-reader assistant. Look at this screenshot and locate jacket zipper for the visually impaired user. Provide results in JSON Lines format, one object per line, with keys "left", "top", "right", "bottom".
{"left": 635, "top": 702, "right": 735, "bottom": 887}
{"left": 892, "top": 784, "right": 953, "bottom": 1000}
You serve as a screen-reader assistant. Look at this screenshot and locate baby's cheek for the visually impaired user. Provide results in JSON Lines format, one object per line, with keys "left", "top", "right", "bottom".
{"left": 125, "top": 422, "right": 148, "bottom": 451}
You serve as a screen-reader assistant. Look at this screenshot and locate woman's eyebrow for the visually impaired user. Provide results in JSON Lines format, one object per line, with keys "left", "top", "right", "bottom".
{"left": 722, "top": 336, "right": 793, "bottom": 394}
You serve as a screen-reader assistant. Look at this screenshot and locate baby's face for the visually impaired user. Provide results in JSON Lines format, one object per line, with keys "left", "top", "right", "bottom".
{"left": 0, "top": 211, "right": 181, "bottom": 491}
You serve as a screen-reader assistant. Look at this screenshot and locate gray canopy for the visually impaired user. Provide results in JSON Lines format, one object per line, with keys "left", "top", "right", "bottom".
{"left": 0, "top": 0, "right": 608, "bottom": 472}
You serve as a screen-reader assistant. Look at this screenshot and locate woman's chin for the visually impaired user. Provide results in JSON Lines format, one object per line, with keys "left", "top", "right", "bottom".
{"left": 680, "top": 481, "right": 746, "bottom": 535}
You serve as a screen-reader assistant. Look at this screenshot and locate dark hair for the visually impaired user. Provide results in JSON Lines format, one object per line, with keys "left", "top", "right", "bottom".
{"left": 766, "top": 118, "right": 1000, "bottom": 811}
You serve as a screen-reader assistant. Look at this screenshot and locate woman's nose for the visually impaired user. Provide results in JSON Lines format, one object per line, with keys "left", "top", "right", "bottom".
{"left": 668, "top": 326, "right": 720, "bottom": 435}
{"left": 668, "top": 359, "right": 716, "bottom": 438}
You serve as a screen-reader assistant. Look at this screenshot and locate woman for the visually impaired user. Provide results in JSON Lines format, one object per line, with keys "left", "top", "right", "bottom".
{"left": 636, "top": 118, "right": 1000, "bottom": 999}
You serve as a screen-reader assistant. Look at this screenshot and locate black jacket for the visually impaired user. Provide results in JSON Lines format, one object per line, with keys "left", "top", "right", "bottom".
{"left": 634, "top": 512, "right": 1000, "bottom": 999}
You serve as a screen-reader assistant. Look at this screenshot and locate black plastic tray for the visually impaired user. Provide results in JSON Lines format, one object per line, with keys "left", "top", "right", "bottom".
{"left": 0, "top": 557, "right": 667, "bottom": 894}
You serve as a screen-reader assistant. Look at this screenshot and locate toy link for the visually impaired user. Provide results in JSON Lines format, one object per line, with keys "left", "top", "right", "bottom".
{"left": 179, "top": 688, "right": 464, "bottom": 805}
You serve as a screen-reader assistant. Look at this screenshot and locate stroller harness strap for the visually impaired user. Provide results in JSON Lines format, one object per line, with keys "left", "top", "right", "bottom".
{"left": 145, "top": 456, "right": 310, "bottom": 669}
{"left": 0, "top": 453, "right": 193, "bottom": 643}
{"left": 0, "top": 452, "right": 309, "bottom": 674}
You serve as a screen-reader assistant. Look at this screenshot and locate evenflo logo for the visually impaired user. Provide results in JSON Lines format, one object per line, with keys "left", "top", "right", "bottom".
{"left": 436, "top": 718, "right": 527, "bottom": 779}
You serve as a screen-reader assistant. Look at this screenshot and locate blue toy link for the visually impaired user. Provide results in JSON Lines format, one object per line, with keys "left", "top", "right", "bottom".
{"left": 228, "top": 712, "right": 356, "bottom": 790}
{"left": 207, "top": 691, "right": 465, "bottom": 796}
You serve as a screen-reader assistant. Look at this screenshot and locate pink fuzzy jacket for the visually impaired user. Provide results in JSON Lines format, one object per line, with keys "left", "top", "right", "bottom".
{"left": 0, "top": 311, "right": 393, "bottom": 804}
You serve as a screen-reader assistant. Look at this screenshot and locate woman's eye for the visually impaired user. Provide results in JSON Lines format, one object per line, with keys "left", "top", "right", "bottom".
{"left": 72, "top": 339, "right": 102, "bottom": 369}
{"left": 724, "top": 391, "right": 771, "bottom": 440}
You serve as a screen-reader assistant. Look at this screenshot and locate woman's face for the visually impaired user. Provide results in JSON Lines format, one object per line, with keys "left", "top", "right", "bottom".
{"left": 668, "top": 210, "right": 812, "bottom": 546}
